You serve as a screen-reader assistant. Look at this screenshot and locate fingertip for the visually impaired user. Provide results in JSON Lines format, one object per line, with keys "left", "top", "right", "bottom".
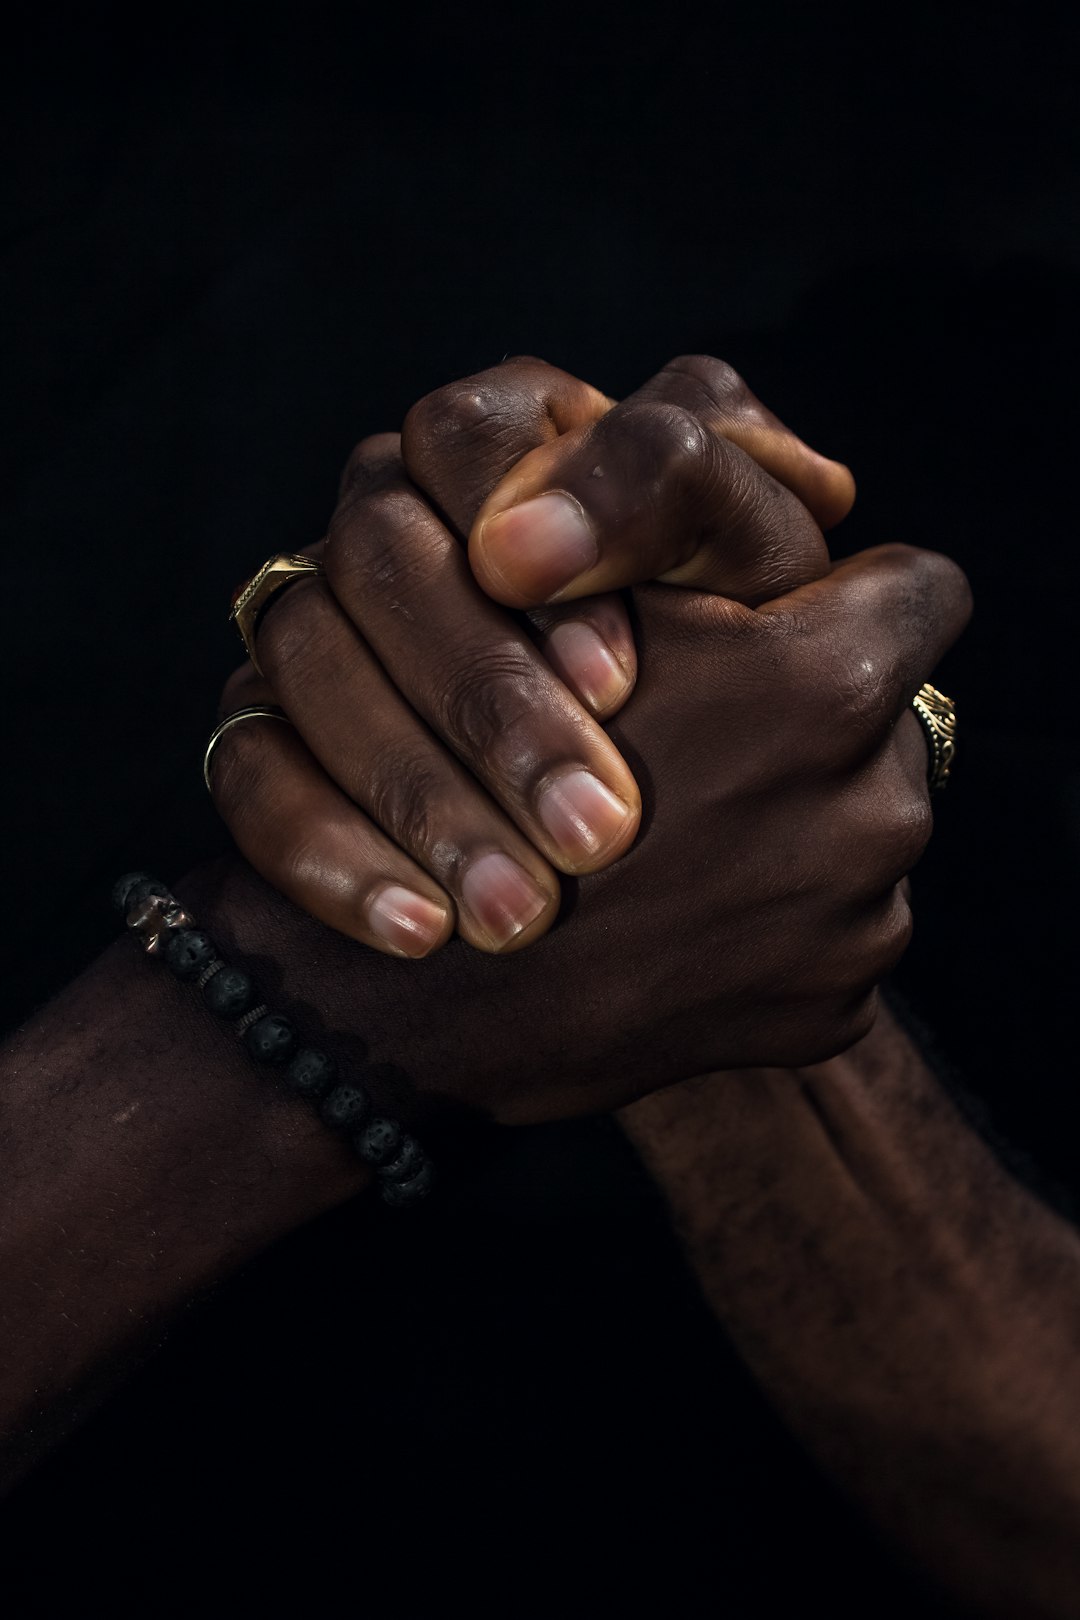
{"left": 752, "top": 425, "right": 857, "bottom": 530}
{"left": 480, "top": 900, "right": 559, "bottom": 953}
{"left": 536, "top": 767, "right": 641, "bottom": 875}
{"left": 461, "top": 891, "right": 560, "bottom": 954}
{"left": 458, "top": 850, "right": 560, "bottom": 953}
{"left": 542, "top": 618, "right": 635, "bottom": 718}
{"left": 810, "top": 455, "right": 857, "bottom": 530}
{"left": 472, "top": 492, "right": 599, "bottom": 607}
{"left": 365, "top": 882, "right": 455, "bottom": 959}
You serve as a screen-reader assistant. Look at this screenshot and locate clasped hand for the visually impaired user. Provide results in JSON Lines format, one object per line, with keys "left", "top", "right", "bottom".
{"left": 207, "top": 355, "right": 970, "bottom": 1120}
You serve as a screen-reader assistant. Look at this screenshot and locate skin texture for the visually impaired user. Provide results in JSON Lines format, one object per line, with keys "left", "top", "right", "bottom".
{"left": 211, "top": 356, "right": 858, "bottom": 958}
{"left": 0, "top": 865, "right": 372, "bottom": 1493}
{"left": 619, "top": 1006, "right": 1080, "bottom": 1619}
{"left": 8, "top": 876, "right": 1080, "bottom": 1614}
{"left": 7, "top": 363, "right": 1077, "bottom": 1611}
{"left": 210, "top": 539, "right": 970, "bottom": 1125}
{"left": 202, "top": 361, "right": 968, "bottom": 1133}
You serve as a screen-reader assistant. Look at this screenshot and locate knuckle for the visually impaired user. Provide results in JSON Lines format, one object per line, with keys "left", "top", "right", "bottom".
{"left": 403, "top": 374, "right": 514, "bottom": 459}
{"left": 840, "top": 891, "right": 916, "bottom": 992}
{"left": 818, "top": 644, "right": 898, "bottom": 758}
{"left": 770, "top": 990, "right": 880, "bottom": 1067}
{"left": 838, "top": 888, "right": 915, "bottom": 992}
{"left": 644, "top": 355, "right": 768, "bottom": 443}
{"left": 881, "top": 885, "right": 916, "bottom": 967}
{"left": 339, "top": 433, "right": 402, "bottom": 498}
{"left": 695, "top": 431, "right": 769, "bottom": 522}
{"left": 600, "top": 401, "right": 711, "bottom": 507}
{"left": 433, "top": 640, "right": 541, "bottom": 765}
{"left": 663, "top": 353, "right": 749, "bottom": 406}
{"left": 869, "top": 541, "right": 972, "bottom": 624}
{"left": 326, "top": 487, "right": 443, "bottom": 601}
{"left": 620, "top": 398, "right": 709, "bottom": 461}
{"left": 615, "top": 403, "right": 813, "bottom": 586}
{"left": 918, "top": 548, "right": 974, "bottom": 626}
{"left": 883, "top": 792, "right": 933, "bottom": 876}
{"left": 838, "top": 988, "right": 882, "bottom": 1050}
{"left": 497, "top": 353, "right": 556, "bottom": 372}
{"left": 841, "top": 775, "right": 933, "bottom": 897}
{"left": 853, "top": 542, "right": 973, "bottom": 679}
{"left": 813, "top": 990, "right": 881, "bottom": 1060}
{"left": 401, "top": 371, "right": 547, "bottom": 500}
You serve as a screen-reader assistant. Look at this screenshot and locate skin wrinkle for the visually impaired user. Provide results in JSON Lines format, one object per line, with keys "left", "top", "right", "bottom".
{"left": 637, "top": 355, "right": 857, "bottom": 530}
{"left": 320, "top": 452, "right": 646, "bottom": 889}
{"left": 221, "top": 353, "right": 858, "bottom": 966}
{"left": 401, "top": 361, "right": 611, "bottom": 531}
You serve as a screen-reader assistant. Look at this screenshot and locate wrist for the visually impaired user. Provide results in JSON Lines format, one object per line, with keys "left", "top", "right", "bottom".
{"left": 3, "top": 858, "right": 386, "bottom": 1331}
{"left": 4, "top": 918, "right": 374, "bottom": 1287}
{"left": 0, "top": 854, "right": 389, "bottom": 1487}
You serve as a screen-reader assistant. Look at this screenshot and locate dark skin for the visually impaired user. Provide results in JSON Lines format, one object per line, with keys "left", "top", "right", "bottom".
{"left": 206, "top": 362, "right": 971, "bottom": 1102}
{"left": 0, "top": 554, "right": 924, "bottom": 1479}
{"left": 201, "top": 360, "right": 1080, "bottom": 1613}
{"left": 16, "top": 360, "right": 1076, "bottom": 1619}
{"left": 620, "top": 1012, "right": 1080, "bottom": 1619}
{"left": 1, "top": 361, "right": 954, "bottom": 1472}
{"left": 8, "top": 919, "right": 1080, "bottom": 1615}
{"left": 215, "top": 537, "right": 959, "bottom": 1122}
{"left": 208, "top": 356, "right": 966, "bottom": 1106}
{"left": 212, "top": 357, "right": 859, "bottom": 956}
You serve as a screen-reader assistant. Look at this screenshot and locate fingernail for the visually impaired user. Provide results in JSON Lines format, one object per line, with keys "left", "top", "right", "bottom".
{"left": 461, "top": 851, "right": 550, "bottom": 950}
{"left": 545, "top": 621, "right": 631, "bottom": 714}
{"left": 479, "top": 493, "right": 598, "bottom": 601}
{"left": 538, "top": 769, "right": 633, "bottom": 864}
{"left": 368, "top": 884, "right": 448, "bottom": 957}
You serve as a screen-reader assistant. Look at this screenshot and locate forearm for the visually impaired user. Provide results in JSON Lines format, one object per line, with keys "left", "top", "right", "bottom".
{"left": 620, "top": 1006, "right": 1080, "bottom": 1619}
{"left": 0, "top": 857, "right": 372, "bottom": 1493}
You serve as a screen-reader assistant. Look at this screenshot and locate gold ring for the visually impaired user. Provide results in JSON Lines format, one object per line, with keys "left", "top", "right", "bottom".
{"left": 229, "top": 553, "right": 325, "bottom": 673}
{"left": 203, "top": 705, "right": 292, "bottom": 794}
{"left": 911, "top": 682, "right": 957, "bottom": 793}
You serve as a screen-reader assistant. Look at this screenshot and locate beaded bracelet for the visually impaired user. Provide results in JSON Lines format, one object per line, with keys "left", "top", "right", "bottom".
{"left": 112, "top": 872, "right": 434, "bottom": 1208}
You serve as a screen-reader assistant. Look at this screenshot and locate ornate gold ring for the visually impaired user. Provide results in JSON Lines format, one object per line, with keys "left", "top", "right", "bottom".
{"left": 911, "top": 682, "right": 958, "bottom": 793}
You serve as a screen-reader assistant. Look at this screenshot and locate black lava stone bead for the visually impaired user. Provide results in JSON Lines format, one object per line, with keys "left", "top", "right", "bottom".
{"left": 162, "top": 929, "right": 217, "bottom": 980}
{"left": 354, "top": 1117, "right": 404, "bottom": 1167}
{"left": 321, "top": 1082, "right": 372, "bottom": 1132}
{"left": 203, "top": 966, "right": 256, "bottom": 1018}
{"left": 113, "top": 872, "right": 168, "bottom": 914}
{"left": 111, "top": 874, "right": 165, "bottom": 913}
{"left": 380, "top": 1160, "right": 434, "bottom": 1207}
{"left": 286, "top": 1047, "right": 338, "bottom": 1099}
{"left": 244, "top": 1014, "right": 298, "bottom": 1064}
{"left": 377, "top": 1135, "right": 425, "bottom": 1184}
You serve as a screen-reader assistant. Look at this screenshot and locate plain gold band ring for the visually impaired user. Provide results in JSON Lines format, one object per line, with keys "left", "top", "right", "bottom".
{"left": 203, "top": 705, "right": 292, "bottom": 794}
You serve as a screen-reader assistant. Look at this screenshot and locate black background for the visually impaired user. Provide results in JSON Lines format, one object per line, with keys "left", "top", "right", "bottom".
{"left": 2, "top": 4, "right": 1078, "bottom": 1615}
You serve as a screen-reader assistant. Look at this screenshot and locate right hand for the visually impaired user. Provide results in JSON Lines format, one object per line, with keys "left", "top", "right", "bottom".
{"left": 211, "top": 356, "right": 856, "bottom": 957}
